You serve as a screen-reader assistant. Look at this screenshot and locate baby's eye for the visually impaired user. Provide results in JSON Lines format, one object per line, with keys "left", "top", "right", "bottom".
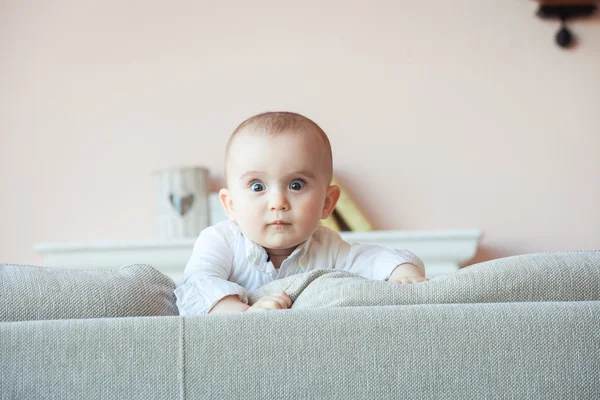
{"left": 250, "top": 181, "right": 266, "bottom": 192}
{"left": 289, "top": 179, "right": 306, "bottom": 191}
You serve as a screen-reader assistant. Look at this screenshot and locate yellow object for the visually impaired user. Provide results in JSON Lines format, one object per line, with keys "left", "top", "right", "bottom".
{"left": 330, "top": 178, "right": 373, "bottom": 232}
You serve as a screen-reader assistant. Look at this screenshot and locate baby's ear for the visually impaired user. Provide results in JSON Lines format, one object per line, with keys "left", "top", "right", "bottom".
{"left": 321, "top": 185, "right": 341, "bottom": 219}
{"left": 219, "top": 188, "right": 236, "bottom": 221}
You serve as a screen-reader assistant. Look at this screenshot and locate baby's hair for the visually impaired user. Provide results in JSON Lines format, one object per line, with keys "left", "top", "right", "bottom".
{"left": 224, "top": 111, "right": 333, "bottom": 183}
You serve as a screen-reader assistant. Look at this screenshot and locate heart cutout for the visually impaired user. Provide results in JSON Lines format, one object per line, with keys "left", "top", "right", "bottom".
{"left": 169, "top": 193, "right": 195, "bottom": 216}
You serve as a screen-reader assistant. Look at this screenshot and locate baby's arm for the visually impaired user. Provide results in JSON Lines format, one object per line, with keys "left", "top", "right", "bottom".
{"left": 175, "top": 225, "right": 248, "bottom": 315}
{"left": 335, "top": 238, "right": 426, "bottom": 283}
{"left": 388, "top": 262, "right": 429, "bottom": 284}
{"left": 209, "top": 295, "right": 250, "bottom": 313}
{"left": 211, "top": 292, "right": 293, "bottom": 313}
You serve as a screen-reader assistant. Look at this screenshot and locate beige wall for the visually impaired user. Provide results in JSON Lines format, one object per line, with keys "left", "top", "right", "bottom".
{"left": 1, "top": 1, "right": 599, "bottom": 266}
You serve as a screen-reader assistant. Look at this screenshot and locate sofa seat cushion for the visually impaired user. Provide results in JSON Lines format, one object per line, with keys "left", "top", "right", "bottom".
{"left": 0, "top": 264, "right": 179, "bottom": 322}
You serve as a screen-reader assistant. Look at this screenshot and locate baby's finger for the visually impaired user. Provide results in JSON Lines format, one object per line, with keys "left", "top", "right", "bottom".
{"left": 278, "top": 291, "right": 293, "bottom": 308}
{"left": 270, "top": 292, "right": 291, "bottom": 309}
{"left": 406, "top": 277, "right": 429, "bottom": 284}
{"left": 248, "top": 301, "right": 276, "bottom": 312}
{"left": 265, "top": 295, "right": 287, "bottom": 310}
{"left": 412, "top": 277, "right": 429, "bottom": 283}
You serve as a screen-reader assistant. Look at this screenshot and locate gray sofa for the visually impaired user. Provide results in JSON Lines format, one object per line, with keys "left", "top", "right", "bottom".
{"left": 1, "top": 251, "right": 599, "bottom": 399}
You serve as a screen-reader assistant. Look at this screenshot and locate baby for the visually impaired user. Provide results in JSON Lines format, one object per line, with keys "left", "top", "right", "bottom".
{"left": 175, "top": 111, "right": 428, "bottom": 315}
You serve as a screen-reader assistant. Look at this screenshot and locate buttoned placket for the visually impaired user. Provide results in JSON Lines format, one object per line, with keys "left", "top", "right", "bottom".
{"left": 244, "top": 235, "right": 312, "bottom": 279}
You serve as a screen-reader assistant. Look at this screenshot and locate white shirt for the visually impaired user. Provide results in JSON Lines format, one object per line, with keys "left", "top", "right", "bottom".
{"left": 175, "top": 219, "right": 424, "bottom": 315}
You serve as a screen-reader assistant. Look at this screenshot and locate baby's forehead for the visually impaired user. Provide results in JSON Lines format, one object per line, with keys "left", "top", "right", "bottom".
{"left": 226, "top": 129, "right": 331, "bottom": 181}
{"left": 231, "top": 131, "right": 324, "bottom": 164}
{"left": 227, "top": 128, "right": 325, "bottom": 159}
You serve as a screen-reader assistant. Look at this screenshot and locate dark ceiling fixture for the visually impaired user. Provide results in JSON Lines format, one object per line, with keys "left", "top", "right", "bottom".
{"left": 536, "top": 0, "right": 597, "bottom": 48}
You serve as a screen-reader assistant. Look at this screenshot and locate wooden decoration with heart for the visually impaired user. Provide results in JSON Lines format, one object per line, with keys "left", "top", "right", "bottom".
{"left": 153, "top": 166, "right": 210, "bottom": 239}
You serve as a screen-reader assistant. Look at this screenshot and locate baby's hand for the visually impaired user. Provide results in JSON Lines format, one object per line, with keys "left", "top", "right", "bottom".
{"left": 388, "top": 263, "right": 430, "bottom": 285}
{"left": 246, "top": 291, "right": 293, "bottom": 312}
{"left": 389, "top": 275, "right": 429, "bottom": 284}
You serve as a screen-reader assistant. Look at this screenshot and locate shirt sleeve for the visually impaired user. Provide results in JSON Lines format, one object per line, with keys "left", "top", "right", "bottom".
{"left": 335, "top": 240, "right": 425, "bottom": 281}
{"left": 174, "top": 224, "right": 248, "bottom": 316}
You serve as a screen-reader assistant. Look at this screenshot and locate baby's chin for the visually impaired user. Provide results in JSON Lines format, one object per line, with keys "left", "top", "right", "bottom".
{"left": 258, "top": 237, "right": 304, "bottom": 252}
{"left": 253, "top": 232, "right": 311, "bottom": 253}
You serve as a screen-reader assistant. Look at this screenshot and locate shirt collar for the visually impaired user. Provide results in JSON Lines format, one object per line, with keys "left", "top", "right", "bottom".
{"left": 243, "top": 232, "right": 313, "bottom": 270}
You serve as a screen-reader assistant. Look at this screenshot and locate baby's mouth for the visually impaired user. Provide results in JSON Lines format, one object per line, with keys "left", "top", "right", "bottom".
{"left": 269, "top": 220, "right": 291, "bottom": 226}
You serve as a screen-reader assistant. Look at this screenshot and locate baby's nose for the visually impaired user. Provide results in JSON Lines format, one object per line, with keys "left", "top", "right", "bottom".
{"left": 268, "top": 191, "right": 290, "bottom": 211}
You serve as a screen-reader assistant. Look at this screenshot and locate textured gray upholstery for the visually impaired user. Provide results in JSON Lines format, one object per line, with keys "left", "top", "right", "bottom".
{"left": 1, "top": 251, "right": 599, "bottom": 399}
{"left": 0, "top": 264, "right": 179, "bottom": 321}
{"left": 182, "top": 301, "right": 600, "bottom": 399}
{"left": 247, "top": 251, "right": 600, "bottom": 308}
{"left": 2, "top": 302, "right": 598, "bottom": 399}
{"left": 1, "top": 316, "right": 181, "bottom": 399}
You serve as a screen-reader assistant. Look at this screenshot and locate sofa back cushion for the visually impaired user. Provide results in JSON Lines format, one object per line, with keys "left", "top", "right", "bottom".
{"left": 247, "top": 251, "right": 600, "bottom": 309}
{"left": 0, "top": 264, "right": 179, "bottom": 322}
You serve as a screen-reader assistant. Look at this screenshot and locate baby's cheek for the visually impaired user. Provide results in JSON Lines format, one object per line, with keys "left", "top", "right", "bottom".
{"left": 240, "top": 196, "right": 259, "bottom": 214}
{"left": 251, "top": 203, "right": 268, "bottom": 223}
{"left": 300, "top": 197, "right": 324, "bottom": 220}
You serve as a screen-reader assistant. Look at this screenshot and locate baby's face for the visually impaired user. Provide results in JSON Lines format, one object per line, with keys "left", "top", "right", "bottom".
{"left": 222, "top": 130, "right": 332, "bottom": 255}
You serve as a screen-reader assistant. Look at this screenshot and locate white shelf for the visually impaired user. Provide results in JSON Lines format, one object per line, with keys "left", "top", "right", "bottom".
{"left": 34, "top": 229, "right": 482, "bottom": 284}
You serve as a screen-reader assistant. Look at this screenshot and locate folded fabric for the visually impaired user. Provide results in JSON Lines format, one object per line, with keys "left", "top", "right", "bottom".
{"left": 247, "top": 251, "right": 600, "bottom": 309}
